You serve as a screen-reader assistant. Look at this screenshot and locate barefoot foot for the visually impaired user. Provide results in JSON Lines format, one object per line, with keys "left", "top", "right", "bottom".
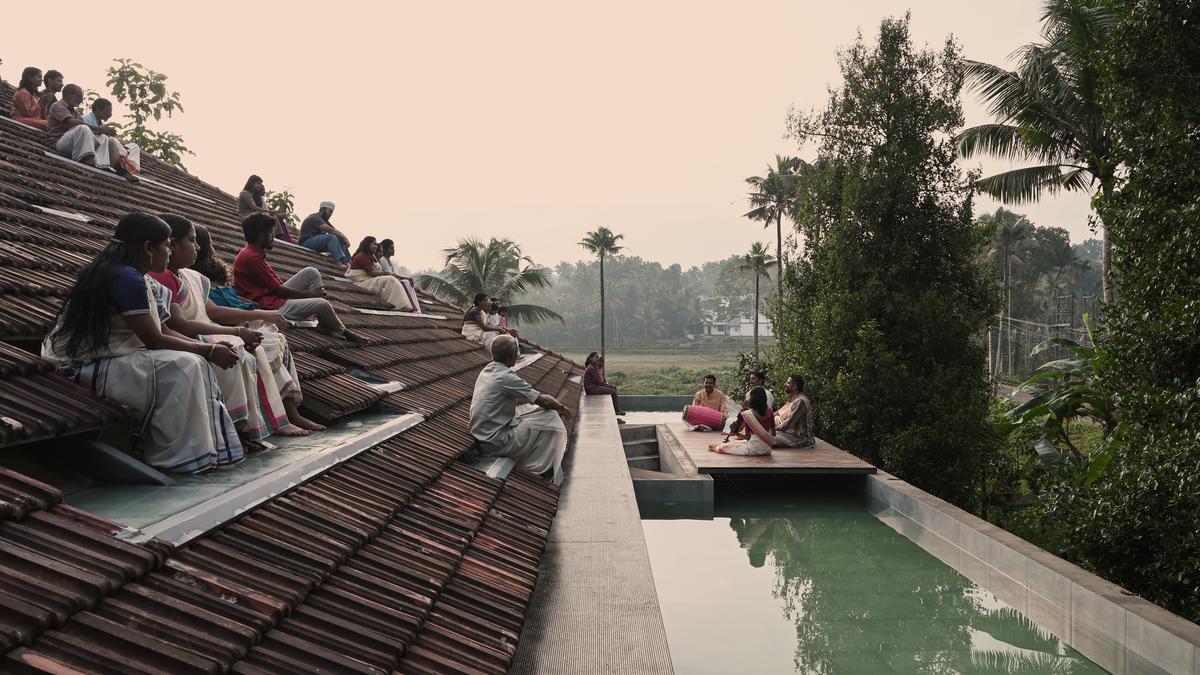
{"left": 276, "top": 424, "right": 311, "bottom": 437}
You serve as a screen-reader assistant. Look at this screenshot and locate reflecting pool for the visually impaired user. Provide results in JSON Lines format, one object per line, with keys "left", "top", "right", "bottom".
{"left": 641, "top": 486, "right": 1108, "bottom": 674}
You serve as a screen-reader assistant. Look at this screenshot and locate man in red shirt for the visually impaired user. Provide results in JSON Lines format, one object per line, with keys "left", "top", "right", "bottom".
{"left": 234, "top": 214, "right": 360, "bottom": 340}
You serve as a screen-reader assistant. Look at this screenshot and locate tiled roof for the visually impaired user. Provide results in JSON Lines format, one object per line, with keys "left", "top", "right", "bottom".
{"left": 0, "top": 78, "right": 585, "bottom": 671}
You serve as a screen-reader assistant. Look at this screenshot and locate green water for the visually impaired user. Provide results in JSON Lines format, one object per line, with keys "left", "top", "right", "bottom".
{"left": 641, "top": 488, "right": 1108, "bottom": 675}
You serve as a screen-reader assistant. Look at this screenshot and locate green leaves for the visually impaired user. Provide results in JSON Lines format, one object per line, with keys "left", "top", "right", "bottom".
{"left": 103, "top": 58, "right": 192, "bottom": 169}
{"left": 416, "top": 238, "right": 563, "bottom": 325}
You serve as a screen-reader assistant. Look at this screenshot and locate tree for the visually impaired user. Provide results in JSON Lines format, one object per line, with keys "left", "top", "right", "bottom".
{"left": 728, "top": 242, "right": 774, "bottom": 357}
{"left": 104, "top": 59, "right": 194, "bottom": 169}
{"left": 265, "top": 189, "right": 300, "bottom": 241}
{"left": 415, "top": 238, "right": 562, "bottom": 325}
{"left": 954, "top": 0, "right": 1118, "bottom": 302}
{"left": 782, "top": 15, "right": 996, "bottom": 508}
{"left": 977, "top": 207, "right": 1033, "bottom": 377}
{"left": 744, "top": 155, "right": 803, "bottom": 297}
{"left": 579, "top": 227, "right": 625, "bottom": 358}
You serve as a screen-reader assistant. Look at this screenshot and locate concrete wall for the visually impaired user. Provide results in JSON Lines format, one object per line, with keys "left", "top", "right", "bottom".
{"left": 865, "top": 472, "right": 1200, "bottom": 675}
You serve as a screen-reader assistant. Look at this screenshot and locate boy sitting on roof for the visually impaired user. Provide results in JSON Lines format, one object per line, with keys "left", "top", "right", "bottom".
{"left": 298, "top": 201, "right": 352, "bottom": 265}
{"left": 38, "top": 69, "right": 63, "bottom": 118}
{"left": 10, "top": 67, "right": 48, "bottom": 129}
{"left": 234, "top": 214, "right": 362, "bottom": 341}
{"left": 46, "top": 85, "right": 138, "bottom": 181}
{"left": 469, "top": 335, "right": 572, "bottom": 484}
{"left": 82, "top": 98, "right": 141, "bottom": 173}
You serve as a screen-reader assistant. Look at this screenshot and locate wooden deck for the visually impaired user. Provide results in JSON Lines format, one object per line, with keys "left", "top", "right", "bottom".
{"left": 664, "top": 420, "right": 876, "bottom": 476}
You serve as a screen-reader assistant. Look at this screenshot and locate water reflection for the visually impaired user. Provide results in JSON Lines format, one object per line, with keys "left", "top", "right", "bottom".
{"left": 642, "top": 489, "right": 1108, "bottom": 674}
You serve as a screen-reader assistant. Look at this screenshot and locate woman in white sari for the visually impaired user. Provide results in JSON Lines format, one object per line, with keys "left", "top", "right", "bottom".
{"left": 154, "top": 216, "right": 324, "bottom": 439}
{"left": 708, "top": 387, "right": 776, "bottom": 457}
{"left": 43, "top": 213, "right": 245, "bottom": 473}
{"left": 346, "top": 236, "right": 413, "bottom": 311}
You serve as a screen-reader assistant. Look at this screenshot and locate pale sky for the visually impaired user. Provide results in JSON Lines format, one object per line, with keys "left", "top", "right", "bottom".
{"left": 3, "top": 1, "right": 1094, "bottom": 272}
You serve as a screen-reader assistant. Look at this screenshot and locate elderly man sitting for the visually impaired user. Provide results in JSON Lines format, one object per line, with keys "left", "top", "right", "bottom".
{"left": 469, "top": 335, "right": 572, "bottom": 484}
{"left": 46, "top": 84, "right": 139, "bottom": 180}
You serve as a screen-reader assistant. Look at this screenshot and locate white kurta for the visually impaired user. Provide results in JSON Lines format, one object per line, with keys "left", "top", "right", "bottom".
{"left": 469, "top": 361, "right": 568, "bottom": 484}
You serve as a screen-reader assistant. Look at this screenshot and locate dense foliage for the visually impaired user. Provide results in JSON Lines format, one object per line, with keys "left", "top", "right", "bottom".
{"left": 415, "top": 238, "right": 562, "bottom": 325}
{"left": 104, "top": 59, "right": 193, "bottom": 169}
{"left": 1015, "top": 0, "right": 1200, "bottom": 622}
{"left": 776, "top": 15, "right": 996, "bottom": 507}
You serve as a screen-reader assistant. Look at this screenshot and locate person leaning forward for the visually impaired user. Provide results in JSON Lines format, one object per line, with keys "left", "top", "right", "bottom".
{"left": 469, "top": 335, "right": 572, "bottom": 484}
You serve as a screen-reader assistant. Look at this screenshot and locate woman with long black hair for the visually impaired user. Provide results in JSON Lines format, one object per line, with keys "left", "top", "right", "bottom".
{"left": 10, "top": 67, "right": 48, "bottom": 129}
{"left": 708, "top": 386, "right": 776, "bottom": 456}
{"left": 42, "top": 212, "right": 246, "bottom": 473}
{"left": 346, "top": 236, "right": 414, "bottom": 311}
{"left": 236, "top": 175, "right": 294, "bottom": 242}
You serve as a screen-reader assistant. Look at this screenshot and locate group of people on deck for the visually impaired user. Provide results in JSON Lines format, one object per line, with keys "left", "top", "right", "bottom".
{"left": 40, "top": 210, "right": 373, "bottom": 474}
{"left": 9, "top": 66, "right": 140, "bottom": 181}
{"left": 690, "top": 372, "right": 814, "bottom": 456}
{"left": 236, "top": 177, "right": 420, "bottom": 313}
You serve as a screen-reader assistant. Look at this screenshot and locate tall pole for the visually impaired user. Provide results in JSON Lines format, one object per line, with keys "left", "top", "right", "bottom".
{"left": 753, "top": 269, "right": 761, "bottom": 358}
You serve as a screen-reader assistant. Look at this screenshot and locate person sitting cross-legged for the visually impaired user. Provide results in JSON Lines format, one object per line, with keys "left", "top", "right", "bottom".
{"left": 683, "top": 373, "right": 729, "bottom": 431}
{"left": 469, "top": 335, "right": 573, "bottom": 484}
{"left": 583, "top": 351, "right": 625, "bottom": 416}
{"left": 708, "top": 387, "right": 775, "bottom": 456}
{"left": 41, "top": 212, "right": 245, "bottom": 473}
{"left": 298, "top": 201, "right": 351, "bottom": 264}
{"left": 10, "top": 67, "right": 48, "bottom": 129}
{"left": 234, "top": 214, "right": 362, "bottom": 341}
{"left": 346, "top": 236, "right": 414, "bottom": 311}
{"left": 773, "top": 374, "right": 815, "bottom": 448}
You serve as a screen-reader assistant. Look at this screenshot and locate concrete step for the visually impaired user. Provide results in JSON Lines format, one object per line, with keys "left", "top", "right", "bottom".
{"left": 618, "top": 424, "right": 657, "bottom": 442}
{"left": 622, "top": 439, "right": 658, "bottom": 459}
{"left": 626, "top": 454, "right": 660, "bottom": 471}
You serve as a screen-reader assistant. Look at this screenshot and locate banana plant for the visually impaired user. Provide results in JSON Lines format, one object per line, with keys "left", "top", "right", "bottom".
{"left": 1008, "top": 315, "right": 1125, "bottom": 484}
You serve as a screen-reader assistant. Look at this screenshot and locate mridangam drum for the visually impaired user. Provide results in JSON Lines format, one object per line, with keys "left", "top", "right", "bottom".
{"left": 683, "top": 404, "right": 724, "bottom": 429}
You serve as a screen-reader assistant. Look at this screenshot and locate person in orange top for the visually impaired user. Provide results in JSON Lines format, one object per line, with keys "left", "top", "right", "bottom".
{"left": 10, "top": 67, "right": 48, "bottom": 129}
{"left": 692, "top": 374, "right": 728, "bottom": 413}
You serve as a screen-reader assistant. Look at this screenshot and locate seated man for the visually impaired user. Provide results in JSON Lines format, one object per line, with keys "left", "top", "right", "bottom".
{"left": 774, "top": 374, "right": 815, "bottom": 448}
{"left": 10, "top": 67, "right": 48, "bottom": 129}
{"left": 462, "top": 292, "right": 512, "bottom": 347}
{"left": 234, "top": 214, "right": 360, "bottom": 340}
{"left": 39, "top": 69, "right": 63, "bottom": 118}
{"left": 298, "top": 201, "right": 351, "bottom": 264}
{"left": 46, "top": 85, "right": 138, "bottom": 180}
{"left": 469, "top": 335, "right": 572, "bottom": 484}
{"left": 83, "top": 98, "right": 141, "bottom": 172}
{"left": 684, "top": 374, "right": 729, "bottom": 431}
{"left": 750, "top": 371, "right": 775, "bottom": 410}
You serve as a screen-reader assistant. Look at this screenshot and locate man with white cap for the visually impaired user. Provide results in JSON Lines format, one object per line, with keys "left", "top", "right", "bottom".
{"left": 298, "top": 201, "right": 352, "bottom": 264}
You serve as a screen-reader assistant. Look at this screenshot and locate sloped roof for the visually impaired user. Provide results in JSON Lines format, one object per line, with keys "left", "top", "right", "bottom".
{"left": 0, "top": 78, "right": 584, "bottom": 672}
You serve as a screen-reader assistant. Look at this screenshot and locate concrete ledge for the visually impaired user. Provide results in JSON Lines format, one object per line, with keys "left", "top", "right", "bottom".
{"left": 865, "top": 471, "right": 1200, "bottom": 675}
{"left": 512, "top": 395, "right": 673, "bottom": 674}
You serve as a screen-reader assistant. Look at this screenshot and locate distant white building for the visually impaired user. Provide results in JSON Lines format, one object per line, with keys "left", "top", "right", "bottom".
{"left": 692, "top": 315, "right": 773, "bottom": 338}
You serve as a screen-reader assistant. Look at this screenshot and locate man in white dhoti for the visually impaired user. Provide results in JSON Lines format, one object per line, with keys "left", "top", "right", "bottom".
{"left": 469, "top": 335, "right": 573, "bottom": 484}
{"left": 46, "top": 85, "right": 138, "bottom": 181}
{"left": 83, "top": 98, "right": 141, "bottom": 173}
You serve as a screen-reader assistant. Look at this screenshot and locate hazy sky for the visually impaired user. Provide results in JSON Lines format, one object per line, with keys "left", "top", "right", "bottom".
{"left": 4, "top": 1, "right": 1094, "bottom": 272}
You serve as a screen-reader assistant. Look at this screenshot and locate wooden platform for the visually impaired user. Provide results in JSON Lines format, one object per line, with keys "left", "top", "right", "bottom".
{"left": 664, "top": 420, "right": 876, "bottom": 476}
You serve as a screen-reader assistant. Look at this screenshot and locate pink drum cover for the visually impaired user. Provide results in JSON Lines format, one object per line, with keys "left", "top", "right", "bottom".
{"left": 684, "top": 404, "right": 724, "bottom": 428}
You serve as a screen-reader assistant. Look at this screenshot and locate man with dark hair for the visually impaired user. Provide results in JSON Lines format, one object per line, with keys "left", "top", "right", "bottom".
{"left": 469, "top": 335, "right": 572, "bottom": 484}
{"left": 749, "top": 371, "right": 775, "bottom": 410}
{"left": 39, "top": 69, "right": 63, "bottom": 117}
{"left": 233, "top": 214, "right": 359, "bottom": 340}
{"left": 774, "top": 374, "right": 815, "bottom": 448}
{"left": 82, "top": 98, "right": 141, "bottom": 172}
{"left": 462, "top": 292, "right": 511, "bottom": 346}
{"left": 46, "top": 85, "right": 138, "bottom": 180}
{"left": 298, "top": 201, "right": 351, "bottom": 264}
{"left": 692, "top": 374, "right": 727, "bottom": 413}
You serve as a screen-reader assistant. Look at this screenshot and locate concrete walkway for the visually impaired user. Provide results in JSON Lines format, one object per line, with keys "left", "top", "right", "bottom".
{"left": 511, "top": 396, "right": 674, "bottom": 674}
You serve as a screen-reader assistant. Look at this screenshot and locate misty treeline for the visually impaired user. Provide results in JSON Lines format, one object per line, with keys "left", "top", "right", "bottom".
{"left": 516, "top": 255, "right": 770, "bottom": 350}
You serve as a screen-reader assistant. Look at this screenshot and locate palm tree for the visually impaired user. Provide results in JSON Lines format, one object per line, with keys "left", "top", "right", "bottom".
{"left": 729, "top": 242, "right": 775, "bottom": 357}
{"left": 579, "top": 227, "right": 624, "bottom": 358}
{"left": 955, "top": 0, "right": 1118, "bottom": 302}
{"left": 744, "top": 155, "right": 803, "bottom": 297}
{"left": 415, "top": 237, "right": 562, "bottom": 325}
{"left": 979, "top": 208, "right": 1034, "bottom": 377}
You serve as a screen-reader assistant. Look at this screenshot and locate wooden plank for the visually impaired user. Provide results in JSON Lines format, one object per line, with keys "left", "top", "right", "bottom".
{"left": 664, "top": 421, "right": 876, "bottom": 475}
